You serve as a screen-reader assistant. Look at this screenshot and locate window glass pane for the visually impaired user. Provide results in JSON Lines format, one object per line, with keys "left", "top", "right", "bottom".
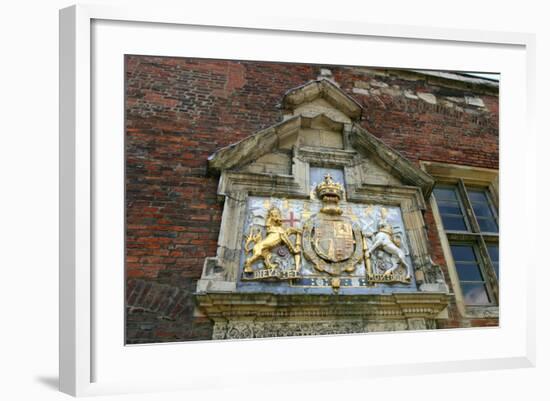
{"left": 487, "top": 245, "right": 499, "bottom": 262}
{"left": 434, "top": 186, "right": 469, "bottom": 232}
{"left": 492, "top": 263, "right": 499, "bottom": 280}
{"left": 450, "top": 245, "right": 476, "bottom": 262}
{"left": 487, "top": 245, "right": 499, "bottom": 280}
{"left": 433, "top": 187, "right": 458, "bottom": 201}
{"left": 461, "top": 283, "right": 491, "bottom": 305}
{"left": 473, "top": 204, "right": 493, "bottom": 218}
{"left": 478, "top": 218, "right": 499, "bottom": 233}
{"left": 466, "top": 189, "right": 488, "bottom": 203}
{"left": 441, "top": 216, "right": 468, "bottom": 231}
{"left": 467, "top": 188, "right": 498, "bottom": 233}
{"left": 455, "top": 262, "right": 484, "bottom": 281}
{"left": 437, "top": 202, "right": 462, "bottom": 215}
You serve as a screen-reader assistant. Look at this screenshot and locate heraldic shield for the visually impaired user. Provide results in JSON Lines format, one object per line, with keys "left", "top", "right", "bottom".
{"left": 313, "top": 219, "right": 354, "bottom": 262}
{"left": 303, "top": 214, "right": 364, "bottom": 276}
{"left": 302, "top": 173, "right": 365, "bottom": 276}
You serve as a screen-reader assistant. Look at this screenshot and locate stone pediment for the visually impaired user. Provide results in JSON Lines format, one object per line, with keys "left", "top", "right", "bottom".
{"left": 198, "top": 80, "right": 449, "bottom": 338}
{"left": 208, "top": 113, "right": 346, "bottom": 173}
{"left": 208, "top": 79, "right": 434, "bottom": 198}
{"left": 350, "top": 125, "right": 434, "bottom": 198}
{"left": 281, "top": 79, "right": 363, "bottom": 122}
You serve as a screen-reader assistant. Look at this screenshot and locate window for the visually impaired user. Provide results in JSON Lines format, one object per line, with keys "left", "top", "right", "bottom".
{"left": 421, "top": 161, "right": 499, "bottom": 316}
{"left": 450, "top": 244, "right": 491, "bottom": 305}
{"left": 433, "top": 183, "right": 499, "bottom": 306}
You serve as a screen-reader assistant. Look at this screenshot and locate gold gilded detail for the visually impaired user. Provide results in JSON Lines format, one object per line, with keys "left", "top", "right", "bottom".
{"left": 241, "top": 175, "right": 414, "bottom": 286}
{"left": 244, "top": 207, "right": 302, "bottom": 274}
{"left": 303, "top": 174, "right": 363, "bottom": 276}
{"left": 313, "top": 220, "right": 355, "bottom": 263}
{"left": 316, "top": 173, "right": 345, "bottom": 215}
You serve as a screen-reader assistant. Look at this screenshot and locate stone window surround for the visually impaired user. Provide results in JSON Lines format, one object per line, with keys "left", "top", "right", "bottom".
{"left": 420, "top": 160, "right": 499, "bottom": 319}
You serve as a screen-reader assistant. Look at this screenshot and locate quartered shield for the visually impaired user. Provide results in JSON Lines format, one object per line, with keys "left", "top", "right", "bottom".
{"left": 302, "top": 214, "right": 363, "bottom": 276}
{"left": 313, "top": 220, "right": 355, "bottom": 262}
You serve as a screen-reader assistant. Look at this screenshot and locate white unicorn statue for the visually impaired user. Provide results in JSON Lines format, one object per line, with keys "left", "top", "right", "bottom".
{"left": 365, "top": 221, "right": 412, "bottom": 280}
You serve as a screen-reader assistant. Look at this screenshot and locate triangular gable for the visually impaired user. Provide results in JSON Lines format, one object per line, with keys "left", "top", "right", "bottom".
{"left": 208, "top": 79, "right": 434, "bottom": 199}
{"left": 208, "top": 115, "right": 301, "bottom": 172}
{"left": 350, "top": 125, "right": 434, "bottom": 197}
{"left": 282, "top": 79, "right": 363, "bottom": 121}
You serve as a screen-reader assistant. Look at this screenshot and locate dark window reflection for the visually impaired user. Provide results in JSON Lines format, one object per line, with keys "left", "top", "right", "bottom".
{"left": 487, "top": 245, "right": 499, "bottom": 280}
{"left": 451, "top": 245, "right": 476, "bottom": 262}
{"left": 467, "top": 189, "right": 498, "bottom": 233}
{"left": 434, "top": 183, "right": 498, "bottom": 307}
{"left": 451, "top": 244, "right": 491, "bottom": 305}
{"left": 434, "top": 186, "right": 469, "bottom": 232}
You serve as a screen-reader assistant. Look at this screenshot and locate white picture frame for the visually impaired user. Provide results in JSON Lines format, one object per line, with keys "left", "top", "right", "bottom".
{"left": 59, "top": 4, "right": 536, "bottom": 397}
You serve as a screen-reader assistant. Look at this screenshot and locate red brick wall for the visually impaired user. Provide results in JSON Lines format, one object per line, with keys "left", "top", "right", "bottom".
{"left": 125, "top": 56, "right": 499, "bottom": 343}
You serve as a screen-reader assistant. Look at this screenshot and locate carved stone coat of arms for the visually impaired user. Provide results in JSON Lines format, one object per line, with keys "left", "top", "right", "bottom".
{"left": 241, "top": 174, "right": 413, "bottom": 290}
{"left": 302, "top": 174, "right": 363, "bottom": 277}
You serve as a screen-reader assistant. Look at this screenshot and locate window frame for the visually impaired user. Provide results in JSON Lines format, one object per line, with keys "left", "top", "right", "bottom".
{"left": 420, "top": 161, "right": 499, "bottom": 318}
{"left": 449, "top": 240, "right": 495, "bottom": 305}
{"left": 433, "top": 183, "right": 473, "bottom": 233}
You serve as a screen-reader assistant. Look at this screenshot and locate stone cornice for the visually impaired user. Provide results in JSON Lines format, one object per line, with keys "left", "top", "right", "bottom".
{"left": 196, "top": 292, "right": 450, "bottom": 321}
{"left": 208, "top": 113, "right": 349, "bottom": 173}
{"left": 346, "top": 183, "right": 427, "bottom": 210}
{"left": 218, "top": 171, "right": 307, "bottom": 198}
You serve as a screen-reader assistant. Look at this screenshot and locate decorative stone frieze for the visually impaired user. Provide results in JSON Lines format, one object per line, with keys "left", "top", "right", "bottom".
{"left": 197, "top": 292, "right": 449, "bottom": 339}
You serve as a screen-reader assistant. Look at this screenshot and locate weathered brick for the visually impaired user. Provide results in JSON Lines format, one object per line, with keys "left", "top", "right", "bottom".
{"left": 125, "top": 56, "right": 498, "bottom": 343}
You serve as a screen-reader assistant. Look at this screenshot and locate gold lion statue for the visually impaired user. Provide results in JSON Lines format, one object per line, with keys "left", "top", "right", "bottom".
{"left": 244, "top": 207, "right": 301, "bottom": 273}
